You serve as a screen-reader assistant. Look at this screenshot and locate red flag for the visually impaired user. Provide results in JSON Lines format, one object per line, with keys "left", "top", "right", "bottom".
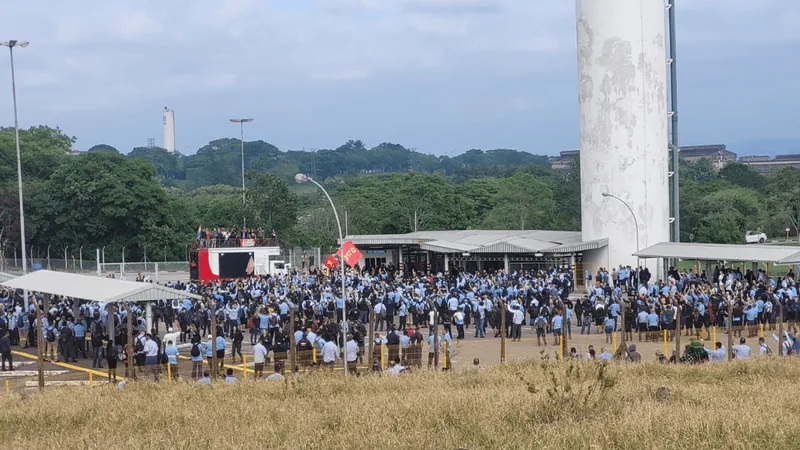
{"left": 323, "top": 254, "right": 339, "bottom": 269}
{"left": 245, "top": 254, "right": 255, "bottom": 275}
{"left": 338, "top": 241, "right": 363, "bottom": 268}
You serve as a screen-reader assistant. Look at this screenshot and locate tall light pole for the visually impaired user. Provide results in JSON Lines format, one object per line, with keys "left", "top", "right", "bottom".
{"left": 3, "top": 40, "right": 29, "bottom": 309}
{"left": 295, "top": 173, "right": 349, "bottom": 376}
{"left": 230, "top": 118, "right": 253, "bottom": 227}
{"left": 603, "top": 192, "right": 640, "bottom": 269}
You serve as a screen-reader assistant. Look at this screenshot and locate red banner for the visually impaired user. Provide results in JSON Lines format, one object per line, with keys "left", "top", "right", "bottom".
{"left": 323, "top": 254, "right": 339, "bottom": 269}
{"left": 336, "top": 241, "right": 363, "bottom": 268}
{"left": 240, "top": 239, "right": 255, "bottom": 247}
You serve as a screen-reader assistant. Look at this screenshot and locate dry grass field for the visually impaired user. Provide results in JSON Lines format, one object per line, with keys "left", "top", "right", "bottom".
{"left": 2, "top": 359, "right": 799, "bottom": 449}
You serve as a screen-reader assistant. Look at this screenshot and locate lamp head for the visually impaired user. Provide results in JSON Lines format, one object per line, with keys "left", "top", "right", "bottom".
{"left": 295, "top": 173, "right": 310, "bottom": 184}
{"left": 601, "top": 192, "right": 609, "bottom": 197}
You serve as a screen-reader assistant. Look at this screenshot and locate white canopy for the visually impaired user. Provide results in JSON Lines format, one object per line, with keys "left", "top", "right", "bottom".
{"left": 0, "top": 270, "right": 201, "bottom": 303}
{"left": 0, "top": 272, "right": 15, "bottom": 283}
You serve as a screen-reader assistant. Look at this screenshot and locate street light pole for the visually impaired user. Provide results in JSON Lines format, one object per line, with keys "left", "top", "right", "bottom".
{"left": 295, "top": 173, "right": 349, "bottom": 376}
{"left": 230, "top": 118, "right": 254, "bottom": 227}
{"left": 2, "top": 40, "right": 29, "bottom": 308}
{"left": 602, "top": 192, "right": 641, "bottom": 269}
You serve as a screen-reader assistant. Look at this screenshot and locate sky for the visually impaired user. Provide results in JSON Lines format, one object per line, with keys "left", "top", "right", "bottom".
{"left": 0, "top": 0, "right": 798, "bottom": 156}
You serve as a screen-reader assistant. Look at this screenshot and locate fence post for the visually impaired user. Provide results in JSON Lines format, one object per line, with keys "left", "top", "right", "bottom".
{"left": 209, "top": 297, "right": 217, "bottom": 380}
{"left": 561, "top": 304, "right": 568, "bottom": 359}
{"left": 367, "top": 310, "right": 375, "bottom": 371}
{"left": 126, "top": 303, "right": 135, "bottom": 380}
{"left": 242, "top": 355, "right": 247, "bottom": 379}
{"left": 432, "top": 309, "right": 439, "bottom": 369}
{"left": 89, "top": 372, "right": 93, "bottom": 387}
{"left": 500, "top": 300, "right": 507, "bottom": 363}
{"left": 662, "top": 329, "right": 667, "bottom": 356}
{"left": 37, "top": 294, "right": 47, "bottom": 390}
{"left": 778, "top": 303, "right": 784, "bottom": 356}
{"left": 559, "top": 335, "right": 563, "bottom": 359}
{"left": 167, "top": 359, "right": 172, "bottom": 381}
{"left": 727, "top": 300, "right": 733, "bottom": 361}
{"left": 759, "top": 323, "right": 764, "bottom": 338}
{"left": 443, "top": 341, "right": 448, "bottom": 370}
{"left": 380, "top": 343, "right": 385, "bottom": 369}
{"left": 289, "top": 309, "right": 297, "bottom": 372}
{"left": 675, "top": 305, "right": 681, "bottom": 359}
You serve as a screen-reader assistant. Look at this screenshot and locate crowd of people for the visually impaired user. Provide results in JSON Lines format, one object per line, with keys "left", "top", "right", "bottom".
{"left": 194, "top": 225, "right": 276, "bottom": 248}
{"left": 1, "top": 260, "right": 799, "bottom": 381}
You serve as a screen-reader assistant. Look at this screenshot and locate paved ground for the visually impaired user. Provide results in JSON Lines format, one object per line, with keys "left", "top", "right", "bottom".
{"left": 3, "top": 318, "right": 782, "bottom": 390}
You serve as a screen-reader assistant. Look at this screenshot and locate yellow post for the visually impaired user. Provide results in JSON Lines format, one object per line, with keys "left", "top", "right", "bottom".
{"left": 89, "top": 372, "right": 93, "bottom": 388}
{"left": 760, "top": 323, "right": 764, "bottom": 338}
{"left": 559, "top": 335, "right": 563, "bottom": 359}
{"left": 242, "top": 355, "right": 247, "bottom": 379}
{"left": 712, "top": 326, "right": 717, "bottom": 344}
{"left": 380, "top": 344, "right": 385, "bottom": 369}
{"left": 663, "top": 329, "right": 667, "bottom": 356}
{"left": 613, "top": 330, "right": 617, "bottom": 351}
{"left": 167, "top": 360, "right": 172, "bottom": 381}
{"left": 443, "top": 341, "right": 448, "bottom": 370}
{"left": 5, "top": 380, "right": 8, "bottom": 394}
{"left": 312, "top": 348, "right": 317, "bottom": 364}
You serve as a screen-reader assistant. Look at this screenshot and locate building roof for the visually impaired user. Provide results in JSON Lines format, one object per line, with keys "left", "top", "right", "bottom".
{"left": 0, "top": 270, "right": 201, "bottom": 303}
{"left": 779, "top": 252, "right": 800, "bottom": 264}
{"left": 344, "top": 230, "right": 607, "bottom": 254}
{"left": 633, "top": 242, "right": 800, "bottom": 264}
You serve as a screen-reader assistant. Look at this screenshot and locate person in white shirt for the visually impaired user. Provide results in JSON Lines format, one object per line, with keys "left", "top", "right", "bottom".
{"left": 143, "top": 334, "right": 160, "bottom": 381}
{"left": 345, "top": 335, "right": 359, "bottom": 372}
{"left": 732, "top": 337, "right": 751, "bottom": 360}
{"left": 266, "top": 364, "right": 284, "bottom": 380}
{"left": 386, "top": 357, "right": 405, "bottom": 376}
{"left": 758, "top": 337, "right": 772, "bottom": 356}
{"left": 703, "top": 342, "right": 727, "bottom": 363}
{"left": 252, "top": 340, "right": 268, "bottom": 378}
{"left": 322, "top": 340, "right": 339, "bottom": 369}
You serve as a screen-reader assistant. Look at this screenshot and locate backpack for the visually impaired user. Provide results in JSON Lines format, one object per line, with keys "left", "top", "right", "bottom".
{"left": 46, "top": 328, "right": 56, "bottom": 342}
{"left": 326, "top": 301, "right": 335, "bottom": 312}
{"left": 16, "top": 315, "right": 24, "bottom": 329}
{"left": 134, "top": 337, "right": 145, "bottom": 353}
{"left": 191, "top": 343, "right": 201, "bottom": 357}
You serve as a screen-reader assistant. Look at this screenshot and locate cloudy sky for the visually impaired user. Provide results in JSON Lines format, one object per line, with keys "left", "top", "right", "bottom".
{"left": 0, "top": 0, "right": 797, "bottom": 156}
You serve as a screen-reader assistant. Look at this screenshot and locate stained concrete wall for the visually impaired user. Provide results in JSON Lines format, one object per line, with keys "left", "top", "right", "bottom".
{"left": 576, "top": 0, "right": 669, "bottom": 272}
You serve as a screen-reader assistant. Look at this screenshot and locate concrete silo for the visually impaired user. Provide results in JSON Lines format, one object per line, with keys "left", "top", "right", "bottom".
{"left": 576, "top": 0, "right": 670, "bottom": 271}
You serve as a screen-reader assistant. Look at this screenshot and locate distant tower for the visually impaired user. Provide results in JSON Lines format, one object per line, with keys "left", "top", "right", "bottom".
{"left": 147, "top": 138, "right": 155, "bottom": 148}
{"left": 576, "top": 0, "right": 670, "bottom": 270}
{"left": 163, "top": 107, "right": 176, "bottom": 153}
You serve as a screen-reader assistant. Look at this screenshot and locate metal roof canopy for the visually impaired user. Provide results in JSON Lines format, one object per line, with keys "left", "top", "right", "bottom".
{"left": 344, "top": 230, "right": 607, "bottom": 254}
{"left": 0, "top": 270, "right": 201, "bottom": 303}
{"left": 634, "top": 242, "right": 800, "bottom": 264}
{"left": 0, "top": 272, "right": 15, "bottom": 283}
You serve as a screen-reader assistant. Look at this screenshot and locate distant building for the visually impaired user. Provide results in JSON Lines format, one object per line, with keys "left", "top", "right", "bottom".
{"left": 67, "top": 149, "right": 82, "bottom": 156}
{"left": 740, "top": 154, "right": 800, "bottom": 174}
{"left": 163, "top": 107, "right": 176, "bottom": 153}
{"left": 679, "top": 144, "right": 737, "bottom": 168}
{"left": 550, "top": 150, "right": 579, "bottom": 171}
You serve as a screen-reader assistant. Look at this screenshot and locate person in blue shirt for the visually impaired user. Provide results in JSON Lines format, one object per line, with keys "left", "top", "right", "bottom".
{"left": 197, "top": 370, "right": 212, "bottom": 385}
{"left": 73, "top": 319, "right": 87, "bottom": 359}
{"left": 604, "top": 313, "right": 614, "bottom": 344}
{"left": 164, "top": 340, "right": 179, "bottom": 381}
{"left": 647, "top": 309, "right": 660, "bottom": 341}
{"left": 551, "top": 312, "right": 563, "bottom": 345}
{"left": 224, "top": 368, "right": 238, "bottom": 383}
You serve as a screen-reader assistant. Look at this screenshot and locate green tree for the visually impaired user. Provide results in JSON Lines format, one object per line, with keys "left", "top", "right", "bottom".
{"left": 129, "top": 146, "right": 185, "bottom": 182}
{"left": 718, "top": 162, "right": 766, "bottom": 192}
{"left": 28, "top": 152, "right": 185, "bottom": 261}
{"left": 694, "top": 213, "right": 743, "bottom": 244}
{"left": 245, "top": 171, "right": 298, "bottom": 238}
{"left": 87, "top": 144, "right": 120, "bottom": 154}
{"left": 482, "top": 171, "right": 556, "bottom": 230}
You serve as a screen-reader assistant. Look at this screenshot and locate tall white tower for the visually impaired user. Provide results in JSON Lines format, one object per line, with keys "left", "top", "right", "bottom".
{"left": 163, "top": 107, "right": 176, "bottom": 153}
{"left": 576, "top": 0, "right": 670, "bottom": 270}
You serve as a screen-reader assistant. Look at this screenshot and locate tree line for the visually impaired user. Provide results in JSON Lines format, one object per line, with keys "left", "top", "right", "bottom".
{"left": 1, "top": 126, "right": 798, "bottom": 265}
